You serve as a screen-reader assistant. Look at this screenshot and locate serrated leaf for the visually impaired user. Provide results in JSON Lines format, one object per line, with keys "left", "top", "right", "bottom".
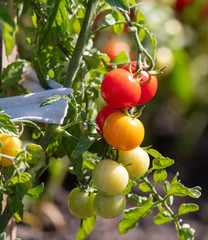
{"left": 154, "top": 169, "right": 167, "bottom": 183}
{"left": 123, "top": 180, "right": 137, "bottom": 195}
{"left": 178, "top": 223, "right": 195, "bottom": 240}
{"left": 139, "top": 182, "right": 151, "bottom": 192}
{"left": 1, "top": 61, "right": 25, "bottom": 89}
{"left": 128, "top": 193, "right": 148, "bottom": 206}
{"left": 168, "top": 173, "right": 201, "bottom": 198}
{"left": 27, "top": 183, "right": 44, "bottom": 198}
{"left": 102, "top": 14, "right": 116, "bottom": 26}
{"left": 8, "top": 173, "right": 32, "bottom": 194}
{"left": 152, "top": 157, "right": 174, "bottom": 170}
{"left": 136, "top": 10, "right": 145, "bottom": 22}
{"left": 0, "top": 113, "right": 18, "bottom": 136}
{"left": 77, "top": 216, "right": 97, "bottom": 240}
{"left": 73, "top": 135, "right": 96, "bottom": 159}
{"left": 154, "top": 211, "right": 173, "bottom": 225}
{"left": 26, "top": 144, "right": 46, "bottom": 171}
{"left": 40, "top": 95, "right": 62, "bottom": 107}
{"left": 9, "top": 195, "right": 24, "bottom": 213}
{"left": 178, "top": 203, "right": 199, "bottom": 216}
{"left": 112, "top": 11, "right": 125, "bottom": 35}
{"left": 112, "top": 50, "right": 130, "bottom": 63}
{"left": 105, "top": 0, "right": 129, "bottom": 12}
{"left": 119, "top": 195, "right": 153, "bottom": 234}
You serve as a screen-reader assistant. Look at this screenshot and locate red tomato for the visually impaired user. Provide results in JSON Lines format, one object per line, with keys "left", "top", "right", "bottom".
{"left": 103, "top": 111, "right": 145, "bottom": 151}
{"left": 123, "top": 61, "right": 158, "bottom": 105}
{"left": 100, "top": 39, "right": 132, "bottom": 61}
{"left": 101, "top": 69, "right": 141, "bottom": 110}
{"left": 95, "top": 105, "right": 118, "bottom": 135}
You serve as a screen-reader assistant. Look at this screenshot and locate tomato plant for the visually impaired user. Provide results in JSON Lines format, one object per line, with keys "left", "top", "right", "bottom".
{"left": 92, "top": 159, "right": 129, "bottom": 195}
{"left": 123, "top": 61, "right": 158, "bottom": 105}
{"left": 103, "top": 111, "right": 145, "bottom": 151}
{"left": 0, "top": 134, "right": 22, "bottom": 166}
{"left": 68, "top": 187, "right": 96, "bottom": 219}
{"left": 118, "top": 146, "right": 150, "bottom": 179}
{"left": 93, "top": 192, "right": 126, "bottom": 218}
{"left": 95, "top": 104, "right": 118, "bottom": 135}
{"left": 101, "top": 68, "right": 141, "bottom": 110}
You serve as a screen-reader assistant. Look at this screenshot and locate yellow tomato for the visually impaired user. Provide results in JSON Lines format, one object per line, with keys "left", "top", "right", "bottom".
{"left": 0, "top": 134, "right": 22, "bottom": 166}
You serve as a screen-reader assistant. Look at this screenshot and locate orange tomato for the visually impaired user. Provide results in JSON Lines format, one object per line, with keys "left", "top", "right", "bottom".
{"left": 103, "top": 112, "right": 145, "bottom": 151}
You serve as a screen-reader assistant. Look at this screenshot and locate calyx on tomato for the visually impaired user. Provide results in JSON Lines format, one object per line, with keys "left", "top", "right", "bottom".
{"left": 123, "top": 61, "right": 158, "bottom": 105}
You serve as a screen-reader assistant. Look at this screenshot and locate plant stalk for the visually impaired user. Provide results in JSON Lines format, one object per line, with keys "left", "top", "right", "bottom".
{"left": 64, "top": 0, "right": 98, "bottom": 88}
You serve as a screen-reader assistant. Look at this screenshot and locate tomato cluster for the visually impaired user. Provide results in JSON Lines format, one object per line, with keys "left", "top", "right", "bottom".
{"left": 68, "top": 61, "right": 156, "bottom": 219}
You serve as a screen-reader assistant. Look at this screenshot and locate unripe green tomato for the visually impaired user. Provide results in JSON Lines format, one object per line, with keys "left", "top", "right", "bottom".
{"left": 93, "top": 192, "right": 126, "bottom": 218}
{"left": 68, "top": 187, "right": 95, "bottom": 219}
{"left": 92, "top": 159, "right": 129, "bottom": 195}
{"left": 118, "top": 147, "right": 150, "bottom": 179}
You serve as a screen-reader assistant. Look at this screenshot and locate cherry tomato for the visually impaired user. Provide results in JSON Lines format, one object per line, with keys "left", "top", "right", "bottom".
{"left": 92, "top": 159, "right": 129, "bottom": 195}
{"left": 101, "top": 69, "right": 141, "bottom": 110}
{"left": 95, "top": 105, "right": 118, "bottom": 135}
{"left": 93, "top": 192, "right": 126, "bottom": 218}
{"left": 103, "top": 112, "right": 145, "bottom": 151}
{"left": 118, "top": 147, "right": 150, "bottom": 179}
{"left": 0, "top": 134, "right": 22, "bottom": 166}
{"left": 100, "top": 38, "right": 132, "bottom": 62}
{"left": 67, "top": 187, "right": 95, "bottom": 219}
{"left": 123, "top": 61, "right": 158, "bottom": 105}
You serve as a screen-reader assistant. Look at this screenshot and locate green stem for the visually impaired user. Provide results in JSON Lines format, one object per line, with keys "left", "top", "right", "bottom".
{"left": 64, "top": 0, "right": 98, "bottom": 88}
{"left": 141, "top": 176, "right": 181, "bottom": 232}
{"left": 120, "top": 10, "right": 155, "bottom": 71}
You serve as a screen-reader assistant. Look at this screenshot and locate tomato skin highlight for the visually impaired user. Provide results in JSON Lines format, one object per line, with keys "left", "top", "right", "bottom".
{"left": 93, "top": 192, "right": 126, "bottom": 218}
{"left": 101, "top": 69, "right": 141, "bottom": 110}
{"left": 92, "top": 159, "right": 129, "bottom": 196}
{"left": 95, "top": 105, "right": 118, "bottom": 135}
{"left": 118, "top": 147, "right": 150, "bottom": 179}
{"left": 123, "top": 61, "right": 158, "bottom": 105}
{"left": 67, "top": 187, "right": 96, "bottom": 219}
{"left": 0, "top": 134, "right": 22, "bottom": 166}
{"left": 103, "top": 112, "right": 145, "bottom": 151}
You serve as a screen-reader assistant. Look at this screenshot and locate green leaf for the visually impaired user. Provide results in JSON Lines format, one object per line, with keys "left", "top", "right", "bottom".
{"left": 26, "top": 144, "right": 46, "bottom": 171}
{"left": 9, "top": 195, "right": 24, "bottom": 213}
{"left": 27, "top": 183, "right": 44, "bottom": 198}
{"left": 128, "top": 193, "right": 148, "bottom": 206}
{"left": 123, "top": 180, "right": 137, "bottom": 195}
{"left": 136, "top": 10, "right": 145, "bottom": 22}
{"left": 102, "top": 14, "right": 116, "bottom": 26}
{"left": 138, "top": 28, "right": 145, "bottom": 42}
{"left": 178, "top": 223, "right": 195, "bottom": 240}
{"left": 154, "top": 169, "right": 167, "bottom": 183}
{"left": 153, "top": 211, "right": 173, "bottom": 225}
{"left": 1, "top": 61, "right": 25, "bottom": 89}
{"left": 73, "top": 135, "right": 96, "bottom": 159}
{"left": 8, "top": 173, "right": 32, "bottom": 194}
{"left": 151, "top": 34, "right": 157, "bottom": 60}
{"left": 77, "top": 216, "right": 97, "bottom": 240}
{"left": 111, "top": 50, "right": 130, "bottom": 63}
{"left": 139, "top": 182, "right": 151, "bottom": 192}
{"left": 105, "top": 0, "right": 129, "bottom": 12}
{"left": 119, "top": 195, "right": 153, "bottom": 234}
{"left": 40, "top": 95, "right": 63, "bottom": 107}
{"left": 168, "top": 173, "right": 201, "bottom": 198}
{"left": 0, "top": 113, "right": 18, "bottom": 136}
{"left": 0, "top": 6, "right": 16, "bottom": 56}
{"left": 88, "top": 138, "right": 109, "bottom": 158}
{"left": 72, "top": 155, "right": 83, "bottom": 181}
{"left": 112, "top": 11, "right": 125, "bottom": 35}
{"left": 0, "top": 232, "right": 6, "bottom": 240}
{"left": 178, "top": 203, "right": 199, "bottom": 216}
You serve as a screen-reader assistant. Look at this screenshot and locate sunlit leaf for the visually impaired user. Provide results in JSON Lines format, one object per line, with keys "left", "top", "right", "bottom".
{"left": 105, "top": 0, "right": 129, "bottom": 12}
{"left": 77, "top": 216, "right": 97, "bottom": 240}
{"left": 0, "top": 113, "right": 18, "bottom": 136}
{"left": 154, "top": 211, "right": 173, "bottom": 225}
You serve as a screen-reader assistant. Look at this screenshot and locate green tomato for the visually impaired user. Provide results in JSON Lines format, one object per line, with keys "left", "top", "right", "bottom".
{"left": 93, "top": 192, "right": 126, "bottom": 218}
{"left": 68, "top": 187, "right": 95, "bottom": 219}
{"left": 92, "top": 159, "right": 129, "bottom": 195}
{"left": 118, "top": 147, "right": 150, "bottom": 179}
